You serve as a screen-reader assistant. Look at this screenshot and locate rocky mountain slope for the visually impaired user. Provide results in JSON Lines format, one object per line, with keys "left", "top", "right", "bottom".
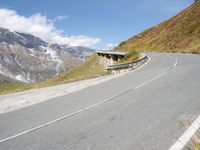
{"left": 49, "top": 44, "right": 94, "bottom": 61}
{"left": 115, "top": 1, "right": 200, "bottom": 53}
{"left": 0, "top": 74, "right": 21, "bottom": 84}
{"left": 0, "top": 27, "right": 94, "bottom": 83}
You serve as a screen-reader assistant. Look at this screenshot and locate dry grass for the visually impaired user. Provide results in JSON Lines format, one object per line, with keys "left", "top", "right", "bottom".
{"left": 181, "top": 116, "right": 200, "bottom": 150}
{"left": 0, "top": 83, "right": 33, "bottom": 95}
{"left": 118, "top": 50, "right": 139, "bottom": 63}
{"left": 36, "top": 53, "right": 108, "bottom": 87}
{"left": 115, "top": 2, "right": 200, "bottom": 54}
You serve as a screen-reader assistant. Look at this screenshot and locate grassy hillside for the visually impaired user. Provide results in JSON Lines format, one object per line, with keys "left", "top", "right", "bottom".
{"left": 0, "top": 53, "right": 108, "bottom": 95}
{"left": 0, "top": 83, "right": 33, "bottom": 95}
{"left": 115, "top": 2, "right": 200, "bottom": 54}
{"left": 118, "top": 50, "right": 139, "bottom": 63}
{"left": 36, "top": 53, "right": 108, "bottom": 87}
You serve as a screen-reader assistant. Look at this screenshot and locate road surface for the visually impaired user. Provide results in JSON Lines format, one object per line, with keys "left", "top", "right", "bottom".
{"left": 0, "top": 53, "right": 200, "bottom": 150}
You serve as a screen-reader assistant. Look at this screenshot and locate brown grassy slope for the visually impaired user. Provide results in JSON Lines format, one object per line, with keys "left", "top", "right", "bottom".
{"left": 115, "top": 2, "right": 200, "bottom": 53}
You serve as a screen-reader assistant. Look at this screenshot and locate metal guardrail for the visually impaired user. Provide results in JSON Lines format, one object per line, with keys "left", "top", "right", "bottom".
{"left": 106, "top": 54, "right": 148, "bottom": 70}
{"left": 96, "top": 51, "right": 126, "bottom": 56}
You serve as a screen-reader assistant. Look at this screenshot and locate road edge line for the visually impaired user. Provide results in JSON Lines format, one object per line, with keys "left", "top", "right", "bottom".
{"left": 169, "top": 115, "right": 200, "bottom": 150}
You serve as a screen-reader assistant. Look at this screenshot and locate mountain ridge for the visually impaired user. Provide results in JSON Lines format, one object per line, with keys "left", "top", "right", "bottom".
{"left": 0, "top": 27, "right": 94, "bottom": 83}
{"left": 115, "top": 2, "right": 200, "bottom": 53}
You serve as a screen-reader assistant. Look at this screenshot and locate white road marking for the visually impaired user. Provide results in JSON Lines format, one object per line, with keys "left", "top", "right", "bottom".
{"left": 0, "top": 95, "right": 118, "bottom": 143}
{"left": 0, "top": 89, "right": 133, "bottom": 144}
{"left": 134, "top": 72, "right": 166, "bottom": 89}
{"left": 135, "top": 60, "right": 178, "bottom": 89}
{"left": 0, "top": 58, "right": 178, "bottom": 144}
{"left": 169, "top": 115, "right": 200, "bottom": 150}
{"left": 0, "top": 56, "right": 151, "bottom": 114}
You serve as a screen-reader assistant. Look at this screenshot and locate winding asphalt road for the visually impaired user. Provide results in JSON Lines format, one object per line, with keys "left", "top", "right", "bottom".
{"left": 0, "top": 53, "right": 200, "bottom": 150}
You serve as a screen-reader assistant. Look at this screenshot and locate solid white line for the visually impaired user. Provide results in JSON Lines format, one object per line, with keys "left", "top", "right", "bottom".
{"left": 169, "top": 115, "right": 200, "bottom": 150}
{"left": 131, "top": 56, "right": 151, "bottom": 72}
{"left": 0, "top": 96, "right": 116, "bottom": 143}
{"left": 0, "top": 58, "right": 177, "bottom": 144}
{"left": 134, "top": 72, "right": 166, "bottom": 89}
{"left": 0, "top": 89, "right": 132, "bottom": 144}
{"left": 135, "top": 60, "right": 177, "bottom": 89}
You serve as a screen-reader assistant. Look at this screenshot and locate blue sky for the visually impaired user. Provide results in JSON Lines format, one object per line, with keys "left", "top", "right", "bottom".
{"left": 0, "top": 0, "right": 194, "bottom": 49}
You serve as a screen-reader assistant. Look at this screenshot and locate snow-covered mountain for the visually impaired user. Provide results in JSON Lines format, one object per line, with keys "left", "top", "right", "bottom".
{"left": 0, "top": 27, "right": 94, "bottom": 83}
{"left": 49, "top": 44, "right": 95, "bottom": 61}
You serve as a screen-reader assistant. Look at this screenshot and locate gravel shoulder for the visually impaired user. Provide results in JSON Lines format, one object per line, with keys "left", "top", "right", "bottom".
{"left": 0, "top": 72, "right": 127, "bottom": 114}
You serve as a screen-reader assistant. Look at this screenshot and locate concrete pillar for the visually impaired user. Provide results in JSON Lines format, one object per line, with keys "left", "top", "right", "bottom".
{"left": 109, "top": 55, "right": 113, "bottom": 65}
{"left": 97, "top": 52, "right": 125, "bottom": 69}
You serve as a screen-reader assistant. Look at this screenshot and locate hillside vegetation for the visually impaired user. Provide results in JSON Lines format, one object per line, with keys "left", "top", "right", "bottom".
{"left": 0, "top": 51, "right": 140, "bottom": 95}
{"left": 115, "top": 2, "right": 200, "bottom": 54}
{"left": 0, "top": 53, "right": 108, "bottom": 95}
{"left": 120, "top": 50, "right": 139, "bottom": 63}
{"left": 37, "top": 53, "right": 108, "bottom": 87}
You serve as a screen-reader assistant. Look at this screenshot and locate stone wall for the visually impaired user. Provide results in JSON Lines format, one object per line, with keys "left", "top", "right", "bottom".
{"left": 98, "top": 55, "right": 113, "bottom": 67}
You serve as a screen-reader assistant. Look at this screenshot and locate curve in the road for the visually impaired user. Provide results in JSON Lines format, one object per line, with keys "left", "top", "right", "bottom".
{"left": 0, "top": 53, "right": 200, "bottom": 150}
{"left": 0, "top": 54, "right": 177, "bottom": 143}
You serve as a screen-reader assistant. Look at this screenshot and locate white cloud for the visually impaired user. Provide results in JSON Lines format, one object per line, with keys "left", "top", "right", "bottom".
{"left": 105, "top": 43, "right": 117, "bottom": 50}
{"left": 56, "top": 15, "right": 71, "bottom": 21}
{"left": 0, "top": 8, "right": 101, "bottom": 47}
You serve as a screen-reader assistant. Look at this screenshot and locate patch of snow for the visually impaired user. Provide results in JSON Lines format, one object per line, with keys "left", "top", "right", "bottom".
{"left": 28, "top": 48, "right": 39, "bottom": 59}
{"left": 0, "top": 62, "right": 33, "bottom": 83}
{"left": 27, "top": 72, "right": 35, "bottom": 83}
{"left": 0, "top": 44, "right": 65, "bottom": 83}
{"left": 40, "top": 46, "right": 59, "bottom": 60}
{"left": 16, "top": 75, "right": 27, "bottom": 82}
{"left": 79, "top": 58, "right": 86, "bottom": 61}
{"left": 40, "top": 46, "right": 64, "bottom": 76}
{"left": 28, "top": 48, "right": 34, "bottom": 53}
{"left": 55, "top": 60, "right": 63, "bottom": 76}
{"left": 10, "top": 30, "right": 27, "bottom": 41}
